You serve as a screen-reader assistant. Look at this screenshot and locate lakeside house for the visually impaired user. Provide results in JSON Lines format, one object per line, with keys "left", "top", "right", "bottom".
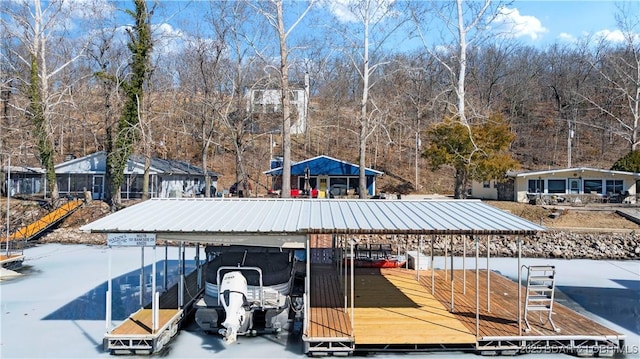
{"left": 53, "top": 151, "right": 220, "bottom": 200}
{"left": 263, "top": 155, "right": 384, "bottom": 198}
{"left": 2, "top": 165, "right": 44, "bottom": 197}
{"left": 470, "top": 167, "right": 639, "bottom": 203}
{"left": 247, "top": 75, "right": 310, "bottom": 135}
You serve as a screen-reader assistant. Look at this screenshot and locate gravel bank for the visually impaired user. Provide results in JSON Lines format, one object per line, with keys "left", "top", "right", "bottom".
{"left": 39, "top": 228, "right": 640, "bottom": 260}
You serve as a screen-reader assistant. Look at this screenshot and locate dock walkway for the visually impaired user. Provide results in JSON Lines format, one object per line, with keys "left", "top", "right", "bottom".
{"left": 304, "top": 264, "right": 354, "bottom": 356}
{"left": 3, "top": 199, "right": 83, "bottom": 243}
{"left": 105, "top": 265, "right": 205, "bottom": 355}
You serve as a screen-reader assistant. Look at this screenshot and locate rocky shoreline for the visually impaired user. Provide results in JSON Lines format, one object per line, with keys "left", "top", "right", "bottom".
{"left": 38, "top": 227, "right": 639, "bottom": 260}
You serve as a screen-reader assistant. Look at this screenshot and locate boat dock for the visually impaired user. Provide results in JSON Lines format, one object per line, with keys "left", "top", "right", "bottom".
{"left": 304, "top": 266, "right": 625, "bottom": 356}
{"left": 104, "top": 264, "right": 205, "bottom": 355}
{"left": 0, "top": 252, "right": 25, "bottom": 269}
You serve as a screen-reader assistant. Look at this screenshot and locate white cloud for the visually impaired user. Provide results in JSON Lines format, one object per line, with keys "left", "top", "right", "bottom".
{"left": 492, "top": 7, "right": 548, "bottom": 40}
{"left": 321, "top": 0, "right": 396, "bottom": 24}
{"left": 153, "top": 23, "right": 187, "bottom": 55}
{"left": 594, "top": 29, "right": 628, "bottom": 44}
{"left": 557, "top": 32, "right": 577, "bottom": 43}
{"left": 323, "top": 0, "right": 358, "bottom": 23}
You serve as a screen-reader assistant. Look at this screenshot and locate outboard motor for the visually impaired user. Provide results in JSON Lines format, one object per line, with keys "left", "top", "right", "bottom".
{"left": 218, "top": 271, "right": 249, "bottom": 343}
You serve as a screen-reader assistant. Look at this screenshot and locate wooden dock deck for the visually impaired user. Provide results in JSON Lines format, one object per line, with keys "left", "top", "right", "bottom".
{"left": 304, "top": 264, "right": 354, "bottom": 356}
{"left": 305, "top": 265, "right": 625, "bottom": 356}
{"left": 425, "top": 269, "right": 624, "bottom": 353}
{"left": 105, "top": 265, "right": 205, "bottom": 354}
{"left": 0, "top": 253, "right": 24, "bottom": 268}
{"left": 352, "top": 268, "right": 476, "bottom": 347}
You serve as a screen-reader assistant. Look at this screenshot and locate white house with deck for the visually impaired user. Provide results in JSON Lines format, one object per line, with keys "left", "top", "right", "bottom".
{"left": 53, "top": 151, "right": 220, "bottom": 200}
{"left": 471, "top": 167, "right": 639, "bottom": 203}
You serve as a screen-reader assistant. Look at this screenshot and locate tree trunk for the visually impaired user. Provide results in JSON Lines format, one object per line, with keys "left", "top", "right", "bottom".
{"left": 276, "top": 0, "right": 291, "bottom": 198}
{"left": 454, "top": 166, "right": 468, "bottom": 199}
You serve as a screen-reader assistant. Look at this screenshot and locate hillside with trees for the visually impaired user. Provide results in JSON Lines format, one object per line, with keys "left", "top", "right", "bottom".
{"left": 1, "top": 0, "right": 638, "bottom": 201}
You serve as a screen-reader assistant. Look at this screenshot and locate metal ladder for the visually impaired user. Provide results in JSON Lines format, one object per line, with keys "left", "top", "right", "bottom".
{"left": 523, "top": 265, "right": 560, "bottom": 333}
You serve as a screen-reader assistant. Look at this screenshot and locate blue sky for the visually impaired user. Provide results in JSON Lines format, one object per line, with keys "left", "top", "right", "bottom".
{"left": 18, "top": 0, "right": 633, "bottom": 57}
{"left": 493, "top": 1, "right": 626, "bottom": 46}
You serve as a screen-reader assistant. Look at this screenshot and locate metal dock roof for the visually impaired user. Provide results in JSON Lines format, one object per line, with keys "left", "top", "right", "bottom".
{"left": 80, "top": 198, "right": 545, "bottom": 236}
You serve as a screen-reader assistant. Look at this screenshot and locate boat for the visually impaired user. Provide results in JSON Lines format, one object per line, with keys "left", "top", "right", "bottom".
{"left": 344, "top": 243, "right": 407, "bottom": 268}
{"left": 193, "top": 245, "right": 305, "bottom": 343}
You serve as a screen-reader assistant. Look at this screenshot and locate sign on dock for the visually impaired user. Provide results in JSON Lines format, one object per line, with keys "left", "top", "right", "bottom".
{"left": 107, "top": 233, "right": 156, "bottom": 247}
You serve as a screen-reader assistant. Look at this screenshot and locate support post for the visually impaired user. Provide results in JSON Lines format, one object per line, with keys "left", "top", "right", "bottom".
{"left": 463, "top": 236, "right": 466, "bottom": 294}
{"left": 475, "top": 236, "right": 479, "bottom": 337}
{"left": 417, "top": 235, "right": 422, "bottom": 281}
{"left": 196, "top": 243, "right": 202, "bottom": 289}
{"left": 178, "top": 242, "right": 184, "bottom": 308}
{"left": 430, "top": 235, "right": 435, "bottom": 295}
{"left": 106, "top": 246, "right": 112, "bottom": 333}
{"left": 344, "top": 236, "right": 348, "bottom": 313}
{"left": 152, "top": 245, "right": 157, "bottom": 332}
{"left": 517, "top": 237, "right": 522, "bottom": 334}
{"left": 164, "top": 243, "right": 168, "bottom": 291}
{"left": 450, "top": 235, "right": 454, "bottom": 312}
{"left": 349, "top": 238, "right": 356, "bottom": 336}
{"left": 487, "top": 235, "right": 491, "bottom": 312}
{"left": 140, "top": 247, "right": 145, "bottom": 307}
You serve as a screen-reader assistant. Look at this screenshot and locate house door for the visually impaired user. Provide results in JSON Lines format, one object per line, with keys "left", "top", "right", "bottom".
{"left": 569, "top": 178, "right": 581, "bottom": 194}
{"left": 92, "top": 175, "right": 104, "bottom": 200}
{"left": 318, "top": 176, "right": 328, "bottom": 198}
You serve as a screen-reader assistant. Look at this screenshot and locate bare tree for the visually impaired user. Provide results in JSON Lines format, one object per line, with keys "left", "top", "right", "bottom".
{"left": 1, "top": 0, "right": 103, "bottom": 204}
{"left": 253, "top": 0, "right": 315, "bottom": 198}
{"left": 329, "top": 0, "right": 407, "bottom": 198}
{"left": 413, "top": 0, "right": 506, "bottom": 198}
{"left": 584, "top": 2, "right": 640, "bottom": 152}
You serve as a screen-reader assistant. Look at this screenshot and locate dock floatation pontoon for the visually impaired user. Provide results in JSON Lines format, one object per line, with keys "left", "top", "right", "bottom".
{"left": 193, "top": 245, "right": 305, "bottom": 343}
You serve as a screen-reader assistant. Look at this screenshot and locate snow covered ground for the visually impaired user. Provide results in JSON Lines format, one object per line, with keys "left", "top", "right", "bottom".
{"left": 1, "top": 244, "right": 638, "bottom": 358}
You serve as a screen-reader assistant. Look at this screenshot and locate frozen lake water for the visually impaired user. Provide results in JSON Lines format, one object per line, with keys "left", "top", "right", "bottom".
{"left": 1, "top": 244, "right": 638, "bottom": 358}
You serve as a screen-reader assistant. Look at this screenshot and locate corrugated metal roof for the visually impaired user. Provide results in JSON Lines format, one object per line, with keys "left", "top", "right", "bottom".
{"left": 80, "top": 198, "right": 545, "bottom": 236}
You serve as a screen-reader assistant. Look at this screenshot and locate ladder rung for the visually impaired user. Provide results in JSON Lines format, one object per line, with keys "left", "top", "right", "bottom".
{"left": 529, "top": 275, "right": 554, "bottom": 280}
{"left": 529, "top": 266, "right": 555, "bottom": 271}
{"left": 527, "top": 295, "right": 551, "bottom": 301}
{"left": 526, "top": 305, "right": 551, "bottom": 311}
{"left": 528, "top": 285, "right": 553, "bottom": 291}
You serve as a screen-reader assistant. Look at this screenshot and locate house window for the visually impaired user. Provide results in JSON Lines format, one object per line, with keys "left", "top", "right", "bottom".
{"left": 289, "top": 90, "right": 299, "bottom": 101}
{"left": 253, "top": 90, "right": 263, "bottom": 102}
{"left": 583, "top": 179, "right": 603, "bottom": 194}
{"left": 528, "top": 179, "right": 544, "bottom": 193}
{"left": 547, "top": 179, "right": 566, "bottom": 194}
{"left": 483, "top": 181, "right": 491, "bottom": 188}
{"left": 605, "top": 180, "right": 623, "bottom": 194}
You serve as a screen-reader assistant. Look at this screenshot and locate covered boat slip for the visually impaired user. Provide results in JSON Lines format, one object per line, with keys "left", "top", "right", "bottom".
{"left": 103, "top": 240, "right": 206, "bottom": 355}
{"left": 105, "top": 261, "right": 204, "bottom": 354}
{"left": 80, "top": 198, "right": 624, "bottom": 356}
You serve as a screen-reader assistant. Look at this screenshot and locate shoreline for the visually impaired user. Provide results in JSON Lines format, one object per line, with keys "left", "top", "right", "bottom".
{"left": 35, "top": 227, "right": 640, "bottom": 260}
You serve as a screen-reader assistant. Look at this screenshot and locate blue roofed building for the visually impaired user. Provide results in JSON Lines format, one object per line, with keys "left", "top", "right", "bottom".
{"left": 264, "top": 155, "right": 383, "bottom": 198}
